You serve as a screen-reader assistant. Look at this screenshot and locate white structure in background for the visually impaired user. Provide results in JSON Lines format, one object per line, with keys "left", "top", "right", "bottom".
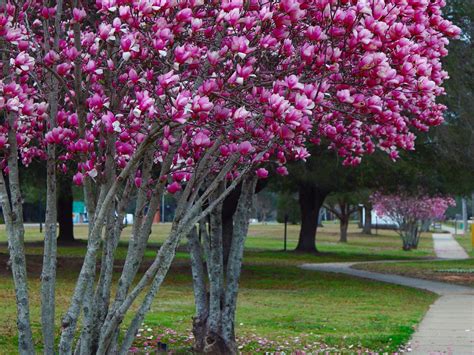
{"left": 372, "top": 211, "right": 399, "bottom": 227}
{"left": 123, "top": 214, "right": 134, "bottom": 225}
{"left": 361, "top": 207, "right": 398, "bottom": 228}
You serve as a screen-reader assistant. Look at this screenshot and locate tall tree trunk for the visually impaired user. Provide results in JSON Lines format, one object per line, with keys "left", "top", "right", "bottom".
{"left": 339, "top": 217, "right": 349, "bottom": 243}
{"left": 221, "top": 180, "right": 265, "bottom": 267}
{"left": 401, "top": 221, "right": 419, "bottom": 250}
{"left": 296, "top": 184, "right": 328, "bottom": 252}
{"left": 189, "top": 176, "right": 258, "bottom": 354}
{"left": 327, "top": 202, "right": 355, "bottom": 243}
{"left": 0, "top": 117, "right": 35, "bottom": 354}
{"left": 207, "top": 183, "right": 225, "bottom": 345}
{"left": 362, "top": 204, "right": 372, "bottom": 235}
{"left": 0, "top": 173, "right": 35, "bottom": 355}
{"left": 41, "top": 142, "right": 58, "bottom": 354}
{"left": 187, "top": 225, "right": 208, "bottom": 353}
{"left": 222, "top": 185, "right": 241, "bottom": 268}
{"left": 462, "top": 197, "right": 468, "bottom": 234}
{"left": 57, "top": 175, "right": 75, "bottom": 243}
{"left": 221, "top": 177, "right": 257, "bottom": 352}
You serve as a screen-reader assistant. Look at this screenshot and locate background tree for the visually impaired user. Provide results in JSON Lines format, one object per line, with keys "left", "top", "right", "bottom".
{"left": 372, "top": 192, "right": 455, "bottom": 250}
{"left": 285, "top": 146, "right": 354, "bottom": 252}
{"left": 324, "top": 192, "right": 359, "bottom": 243}
{"left": 57, "top": 175, "right": 75, "bottom": 243}
{"left": 254, "top": 190, "right": 277, "bottom": 223}
{"left": 276, "top": 191, "right": 301, "bottom": 224}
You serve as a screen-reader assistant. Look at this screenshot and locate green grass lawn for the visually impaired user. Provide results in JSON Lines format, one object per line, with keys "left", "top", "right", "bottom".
{"left": 0, "top": 221, "right": 435, "bottom": 261}
{"left": 456, "top": 233, "right": 474, "bottom": 257}
{"left": 0, "top": 222, "right": 439, "bottom": 353}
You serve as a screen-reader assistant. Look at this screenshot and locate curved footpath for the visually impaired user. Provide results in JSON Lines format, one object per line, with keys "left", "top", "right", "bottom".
{"left": 300, "top": 233, "right": 473, "bottom": 354}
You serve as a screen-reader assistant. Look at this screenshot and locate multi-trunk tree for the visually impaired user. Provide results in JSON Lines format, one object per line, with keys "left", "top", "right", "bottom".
{"left": 371, "top": 192, "right": 455, "bottom": 250}
{"left": 0, "top": 0, "right": 459, "bottom": 353}
{"left": 324, "top": 192, "right": 359, "bottom": 243}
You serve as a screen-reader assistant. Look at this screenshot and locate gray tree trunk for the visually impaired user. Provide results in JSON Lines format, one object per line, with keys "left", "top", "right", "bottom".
{"left": 221, "top": 176, "right": 257, "bottom": 351}
{"left": 187, "top": 227, "right": 209, "bottom": 352}
{"left": 400, "top": 220, "right": 420, "bottom": 250}
{"left": 462, "top": 197, "right": 468, "bottom": 234}
{"left": 207, "top": 183, "right": 225, "bottom": 337}
{"left": 339, "top": 217, "right": 349, "bottom": 243}
{"left": 362, "top": 205, "right": 372, "bottom": 235}
{"left": 41, "top": 132, "right": 58, "bottom": 355}
{"left": 98, "top": 149, "right": 249, "bottom": 354}
{"left": 40, "top": 23, "right": 61, "bottom": 348}
{"left": 0, "top": 120, "right": 35, "bottom": 354}
{"left": 188, "top": 176, "right": 258, "bottom": 354}
{"left": 59, "top": 125, "right": 162, "bottom": 353}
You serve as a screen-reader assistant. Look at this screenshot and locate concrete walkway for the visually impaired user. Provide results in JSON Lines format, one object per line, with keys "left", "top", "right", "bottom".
{"left": 433, "top": 233, "right": 469, "bottom": 260}
{"left": 301, "top": 233, "right": 473, "bottom": 354}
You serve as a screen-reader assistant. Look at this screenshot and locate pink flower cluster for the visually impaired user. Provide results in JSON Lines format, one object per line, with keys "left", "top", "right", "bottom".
{"left": 0, "top": 0, "right": 460, "bottom": 189}
{"left": 371, "top": 192, "right": 456, "bottom": 222}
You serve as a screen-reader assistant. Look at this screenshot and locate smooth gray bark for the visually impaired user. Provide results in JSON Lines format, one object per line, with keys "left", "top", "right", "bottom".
{"left": 0, "top": 35, "right": 34, "bottom": 355}
{"left": 187, "top": 175, "right": 257, "bottom": 354}
{"left": 187, "top": 226, "right": 208, "bottom": 351}
{"left": 207, "top": 183, "right": 225, "bottom": 335}
{"left": 59, "top": 126, "right": 163, "bottom": 353}
{"left": 0, "top": 123, "right": 35, "bottom": 354}
{"left": 88, "top": 181, "right": 132, "bottom": 352}
{"left": 113, "top": 150, "right": 159, "bottom": 305}
{"left": 221, "top": 176, "right": 257, "bottom": 350}
{"left": 462, "top": 197, "right": 468, "bottom": 233}
{"left": 98, "top": 222, "right": 184, "bottom": 354}
{"left": 41, "top": 130, "right": 58, "bottom": 355}
{"left": 40, "top": 12, "right": 62, "bottom": 346}
{"left": 104, "top": 145, "right": 176, "bottom": 352}
{"left": 60, "top": 155, "right": 112, "bottom": 353}
{"left": 99, "top": 154, "right": 254, "bottom": 353}
{"left": 399, "top": 218, "right": 421, "bottom": 250}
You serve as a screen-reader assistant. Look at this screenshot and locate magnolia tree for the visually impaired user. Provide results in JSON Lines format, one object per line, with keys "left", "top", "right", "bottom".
{"left": 0, "top": 0, "right": 459, "bottom": 353}
{"left": 371, "top": 192, "right": 455, "bottom": 250}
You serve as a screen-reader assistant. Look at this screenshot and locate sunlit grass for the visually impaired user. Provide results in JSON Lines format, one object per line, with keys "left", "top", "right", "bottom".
{"left": 456, "top": 233, "right": 474, "bottom": 257}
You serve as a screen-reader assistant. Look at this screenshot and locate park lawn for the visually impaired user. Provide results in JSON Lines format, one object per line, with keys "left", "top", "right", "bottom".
{"left": 0, "top": 223, "right": 438, "bottom": 352}
{"left": 353, "top": 259, "right": 474, "bottom": 287}
{"left": 456, "top": 233, "right": 474, "bottom": 257}
{"left": 0, "top": 257, "right": 437, "bottom": 353}
{"left": 0, "top": 222, "right": 435, "bottom": 262}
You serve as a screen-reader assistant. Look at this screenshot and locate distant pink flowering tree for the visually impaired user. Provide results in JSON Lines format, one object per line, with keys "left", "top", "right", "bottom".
{"left": 371, "top": 192, "right": 456, "bottom": 250}
{"left": 0, "top": 0, "right": 459, "bottom": 353}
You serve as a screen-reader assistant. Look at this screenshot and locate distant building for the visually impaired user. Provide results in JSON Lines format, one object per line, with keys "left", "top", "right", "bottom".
{"left": 362, "top": 207, "right": 398, "bottom": 229}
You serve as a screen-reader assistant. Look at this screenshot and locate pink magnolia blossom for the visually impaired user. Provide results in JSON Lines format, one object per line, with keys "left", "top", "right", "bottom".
{"left": 167, "top": 182, "right": 182, "bottom": 194}
{"left": 276, "top": 166, "right": 289, "bottom": 176}
{"left": 72, "top": 172, "right": 85, "bottom": 186}
{"left": 256, "top": 168, "right": 269, "bottom": 179}
{"left": 72, "top": 8, "right": 87, "bottom": 23}
{"left": 371, "top": 192, "right": 456, "bottom": 223}
{"left": 0, "top": 0, "right": 460, "bottom": 191}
